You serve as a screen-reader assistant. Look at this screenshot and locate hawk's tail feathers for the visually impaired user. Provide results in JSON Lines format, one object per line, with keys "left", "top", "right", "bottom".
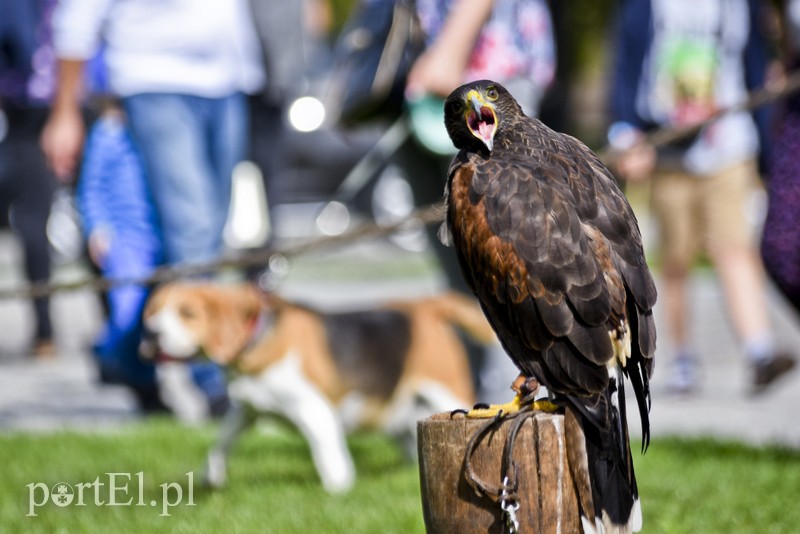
{"left": 565, "top": 368, "right": 642, "bottom": 533}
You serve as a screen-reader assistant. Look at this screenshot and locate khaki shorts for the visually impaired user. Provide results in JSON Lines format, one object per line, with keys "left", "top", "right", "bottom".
{"left": 651, "top": 159, "right": 759, "bottom": 269}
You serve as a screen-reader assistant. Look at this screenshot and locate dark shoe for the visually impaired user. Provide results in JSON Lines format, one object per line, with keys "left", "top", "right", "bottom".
{"left": 752, "top": 353, "right": 796, "bottom": 394}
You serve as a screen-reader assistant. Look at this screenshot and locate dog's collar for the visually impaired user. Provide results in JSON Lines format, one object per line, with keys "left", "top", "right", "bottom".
{"left": 153, "top": 350, "right": 203, "bottom": 364}
{"left": 232, "top": 309, "right": 272, "bottom": 362}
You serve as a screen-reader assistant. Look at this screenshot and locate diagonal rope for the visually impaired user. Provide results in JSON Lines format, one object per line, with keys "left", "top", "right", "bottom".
{"left": 0, "top": 203, "right": 445, "bottom": 300}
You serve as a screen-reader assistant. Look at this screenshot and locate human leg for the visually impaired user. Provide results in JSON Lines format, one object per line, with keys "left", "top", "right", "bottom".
{"left": 93, "top": 232, "right": 166, "bottom": 411}
{"left": 705, "top": 161, "right": 772, "bottom": 352}
{"left": 11, "top": 182, "right": 53, "bottom": 343}
{"left": 711, "top": 246, "right": 771, "bottom": 348}
{"left": 703, "top": 160, "right": 795, "bottom": 390}
{"left": 0, "top": 106, "right": 55, "bottom": 352}
{"left": 123, "top": 94, "right": 230, "bottom": 264}
{"left": 96, "top": 238, "right": 160, "bottom": 391}
{"left": 208, "top": 92, "right": 248, "bottom": 244}
{"left": 652, "top": 170, "right": 699, "bottom": 392}
{"left": 195, "top": 92, "right": 249, "bottom": 414}
{"left": 710, "top": 242, "right": 794, "bottom": 390}
{"left": 123, "top": 94, "right": 241, "bottom": 411}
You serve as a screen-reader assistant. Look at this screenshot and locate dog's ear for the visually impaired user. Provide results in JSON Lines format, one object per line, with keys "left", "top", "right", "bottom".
{"left": 203, "top": 286, "right": 263, "bottom": 365}
{"left": 143, "top": 284, "right": 168, "bottom": 320}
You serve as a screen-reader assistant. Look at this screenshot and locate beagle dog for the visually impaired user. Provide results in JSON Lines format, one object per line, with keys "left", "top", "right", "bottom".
{"left": 141, "top": 282, "right": 494, "bottom": 492}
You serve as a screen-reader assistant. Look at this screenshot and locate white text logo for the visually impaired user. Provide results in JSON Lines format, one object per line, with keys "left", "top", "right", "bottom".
{"left": 27, "top": 472, "right": 196, "bottom": 517}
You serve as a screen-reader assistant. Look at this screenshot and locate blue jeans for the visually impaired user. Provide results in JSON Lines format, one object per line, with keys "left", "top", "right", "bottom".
{"left": 124, "top": 92, "right": 248, "bottom": 405}
{"left": 124, "top": 92, "right": 247, "bottom": 264}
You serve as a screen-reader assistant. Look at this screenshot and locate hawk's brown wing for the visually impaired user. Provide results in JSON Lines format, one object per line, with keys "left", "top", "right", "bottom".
{"left": 557, "top": 131, "right": 657, "bottom": 369}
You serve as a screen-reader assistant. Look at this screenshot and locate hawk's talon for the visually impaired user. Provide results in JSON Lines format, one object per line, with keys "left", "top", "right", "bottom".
{"left": 473, "top": 402, "right": 490, "bottom": 410}
{"left": 450, "top": 408, "right": 469, "bottom": 418}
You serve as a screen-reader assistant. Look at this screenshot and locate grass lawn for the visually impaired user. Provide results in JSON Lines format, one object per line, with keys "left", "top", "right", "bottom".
{"left": 2, "top": 418, "right": 799, "bottom": 533}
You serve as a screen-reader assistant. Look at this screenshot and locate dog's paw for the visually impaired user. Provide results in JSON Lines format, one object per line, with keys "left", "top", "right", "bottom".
{"left": 321, "top": 472, "right": 355, "bottom": 494}
{"left": 202, "top": 453, "right": 227, "bottom": 489}
{"left": 318, "top": 457, "right": 356, "bottom": 494}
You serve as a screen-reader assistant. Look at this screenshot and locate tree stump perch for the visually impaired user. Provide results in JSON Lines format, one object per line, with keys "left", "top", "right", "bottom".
{"left": 418, "top": 411, "right": 581, "bottom": 533}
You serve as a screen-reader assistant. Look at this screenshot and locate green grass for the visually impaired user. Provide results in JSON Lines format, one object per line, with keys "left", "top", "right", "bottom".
{"left": 2, "top": 420, "right": 799, "bottom": 533}
{"left": 1, "top": 419, "right": 422, "bottom": 534}
{"left": 636, "top": 437, "right": 800, "bottom": 533}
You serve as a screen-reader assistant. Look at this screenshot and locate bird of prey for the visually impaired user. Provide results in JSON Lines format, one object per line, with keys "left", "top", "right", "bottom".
{"left": 441, "top": 80, "right": 656, "bottom": 533}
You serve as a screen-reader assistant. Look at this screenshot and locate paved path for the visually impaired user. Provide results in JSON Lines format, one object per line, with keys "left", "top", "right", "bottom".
{"left": 644, "top": 273, "right": 800, "bottom": 447}
{"left": 1, "top": 231, "right": 799, "bottom": 447}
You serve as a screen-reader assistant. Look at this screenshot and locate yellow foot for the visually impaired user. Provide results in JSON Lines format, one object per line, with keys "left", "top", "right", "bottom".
{"left": 465, "top": 394, "right": 523, "bottom": 419}
{"left": 531, "top": 399, "right": 559, "bottom": 413}
{"left": 451, "top": 397, "right": 559, "bottom": 419}
{"left": 450, "top": 375, "right": 560, "bottom": 419}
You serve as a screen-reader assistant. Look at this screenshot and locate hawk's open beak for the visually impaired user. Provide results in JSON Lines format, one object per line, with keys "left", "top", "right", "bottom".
{"left": 465, "top": 90, "right": 497, "bottom": 152}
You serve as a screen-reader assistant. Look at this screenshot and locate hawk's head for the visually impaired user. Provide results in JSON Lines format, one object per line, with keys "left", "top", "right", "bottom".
{"left": 443, "top": 80, "right": 522, "bottom": 154}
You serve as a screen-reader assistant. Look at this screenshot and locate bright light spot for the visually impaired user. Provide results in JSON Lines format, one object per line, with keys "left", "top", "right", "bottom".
{"left": 316, "top": 201, "right": 350, "bottom": 236}
{"left": 268, "top": 254, "right": 290, "bottom": 277}
{"left": 288, "top": 97, "right": 326, "bottom": 132}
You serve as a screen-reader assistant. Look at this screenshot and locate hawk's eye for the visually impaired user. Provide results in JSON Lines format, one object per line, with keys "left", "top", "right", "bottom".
{"left": 179, "top": 305, "right": 197, "bottom": 320}
{"left": 486, "top": 87, "right": 499, "bottom": 101}
{"left": 448, "top": 100, "right": 464, "bottom": 115}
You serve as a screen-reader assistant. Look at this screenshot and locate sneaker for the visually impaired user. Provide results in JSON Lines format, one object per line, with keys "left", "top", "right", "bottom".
{"left": 666, "top": 357, "right": 698, "bottom": 395}
{"left": 752, "top": 353, "right": 796, "bottom": 394}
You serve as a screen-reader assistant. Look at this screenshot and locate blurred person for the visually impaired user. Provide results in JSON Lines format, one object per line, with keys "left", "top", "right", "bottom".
{"left": 402, "top": 0, "right": 556, "bottom": 400}
{"left": 41, "top": 0, "right": 266, "bottom": 416}
{"left": 609, "top": 0, "right": 795, "bottom": 394}
{"left": 761, "top": 0, "right": 800, "bottom": 316}
{"left": 247, "top": 0, "right": 332, "bottom": 249}
{"left": 0, "top": 0, "right": 58, "bottom": 357}
{"left": 76, "top": 98, "right": 163, "bottom": 412}
{"left": 406, "top": 0, "right": 555, "bottom": 114}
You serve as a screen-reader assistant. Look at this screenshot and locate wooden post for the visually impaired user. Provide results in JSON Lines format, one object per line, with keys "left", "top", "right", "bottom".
{"left": 417, "top": 412, "right": 580, "bottom": 533}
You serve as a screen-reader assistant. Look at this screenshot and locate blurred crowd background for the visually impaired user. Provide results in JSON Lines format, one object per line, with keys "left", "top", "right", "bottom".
{"left": 1, "top": 0, "right": 799, "bottom": 423}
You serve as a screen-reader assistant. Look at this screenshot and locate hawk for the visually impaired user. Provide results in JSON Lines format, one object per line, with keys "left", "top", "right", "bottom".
{"left": 441, "top": 80, "right": 656, "bottom": 533}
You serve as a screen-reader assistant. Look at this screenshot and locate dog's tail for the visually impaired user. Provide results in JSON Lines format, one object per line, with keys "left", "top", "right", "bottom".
{"left": 423, "top": 292, "right": 497, "bottom": 345}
